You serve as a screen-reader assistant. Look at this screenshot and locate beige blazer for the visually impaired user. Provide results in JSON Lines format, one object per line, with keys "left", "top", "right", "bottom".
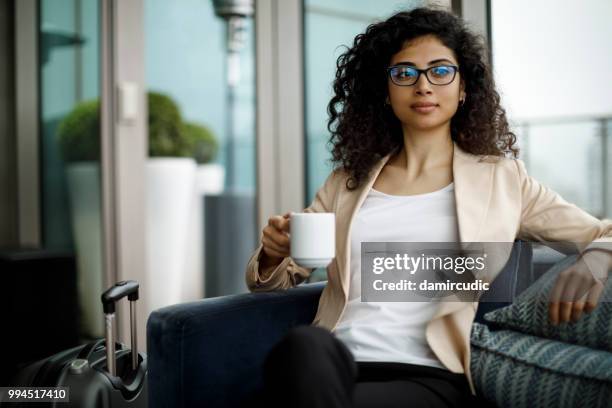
{"left": 245, "top": 141, "right": 612, "bottom": 395}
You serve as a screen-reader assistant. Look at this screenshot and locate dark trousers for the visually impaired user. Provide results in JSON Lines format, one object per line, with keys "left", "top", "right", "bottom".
{"left": 242, "top": 325, "right": 491, "bottom": 408}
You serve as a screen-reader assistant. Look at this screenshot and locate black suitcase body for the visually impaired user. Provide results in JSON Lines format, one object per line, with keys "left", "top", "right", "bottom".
{"left": 4, "top": 281, "right": 147, "bottom": 408}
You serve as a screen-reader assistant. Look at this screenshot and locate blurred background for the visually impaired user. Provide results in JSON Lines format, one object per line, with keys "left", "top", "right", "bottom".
{"left": 0, "top": 0, "right": 610, "bottom": 383}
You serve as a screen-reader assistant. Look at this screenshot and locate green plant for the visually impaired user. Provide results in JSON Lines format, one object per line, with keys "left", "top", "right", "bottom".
{"left": 147, "top": 92, "right": 190, "bottom": 158}
{"left": 182, "top": 122, "right": 219, "bottom": 164}
{"left": 58, "top": 92, "right": 217, "bottom": 163}
{"left": 57, "top": 99, "right": 100, "bottom": 163}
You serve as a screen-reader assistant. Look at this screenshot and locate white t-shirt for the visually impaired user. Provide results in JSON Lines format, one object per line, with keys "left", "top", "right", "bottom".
{"left": 333, "top": 182, "right": 459, "bottom": 369}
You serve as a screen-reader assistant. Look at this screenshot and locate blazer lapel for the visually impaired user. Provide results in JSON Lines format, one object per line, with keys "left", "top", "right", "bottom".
{"left": 334, "top": 151, "right": 394, "bottom": 299}
{"left": 433, "top": 143, "right": 495, "bottom": 318}
{"left": 333, "top": 142, "right": 495, "bottom": 315}
{"left": 452, "top": 144, "right": 494, "bottom": 244}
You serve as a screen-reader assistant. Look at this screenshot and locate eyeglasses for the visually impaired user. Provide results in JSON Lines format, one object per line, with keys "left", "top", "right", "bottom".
{"left": 387, "top": 64, "right": 459, "bottom": 86}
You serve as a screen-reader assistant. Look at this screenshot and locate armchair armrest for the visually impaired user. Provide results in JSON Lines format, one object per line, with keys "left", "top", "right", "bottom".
{"left": 474, "top": 240, "right": 533, "bottom": 324}
{"left": 147, "top": 281, "right": 326, "bottom": 408}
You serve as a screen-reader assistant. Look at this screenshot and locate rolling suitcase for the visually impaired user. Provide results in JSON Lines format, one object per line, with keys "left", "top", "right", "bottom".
{"left": 4, "top": 280, "right": 147, "bottom": 408}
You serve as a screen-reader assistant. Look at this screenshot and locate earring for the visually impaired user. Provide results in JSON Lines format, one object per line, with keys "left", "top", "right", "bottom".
{"left": 459, "top": 97, "right": 465, "bottom": 107}
{"left": 385, "top": 97, "right": 391, "bottom": 106}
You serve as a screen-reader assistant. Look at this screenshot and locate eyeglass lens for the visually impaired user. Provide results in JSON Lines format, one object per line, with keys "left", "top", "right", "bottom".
{"left": 389, "top": 65, "right": 456, "bottom": 85}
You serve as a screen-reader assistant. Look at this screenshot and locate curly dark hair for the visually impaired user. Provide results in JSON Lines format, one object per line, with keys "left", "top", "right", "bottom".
{"left": 327, "top": 6, "right": 519, "bottom": 190}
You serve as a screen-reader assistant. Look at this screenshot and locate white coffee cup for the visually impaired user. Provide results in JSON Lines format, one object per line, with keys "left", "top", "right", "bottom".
{"left": 290, "top": 212, "right": 335, "bottom": 268}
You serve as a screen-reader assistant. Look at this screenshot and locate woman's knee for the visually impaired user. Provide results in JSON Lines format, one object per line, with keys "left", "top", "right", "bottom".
{"left": 264, "top": 325, "right": 358, "bottom": 393}
{"left": 270, "top": 325, "right": 357, "bottom": 376}
{"left": 266, "top": 325, "right": 335, "bottom": 361}
{"left": 283, "top": 325, "right": 334, "bottom": 348}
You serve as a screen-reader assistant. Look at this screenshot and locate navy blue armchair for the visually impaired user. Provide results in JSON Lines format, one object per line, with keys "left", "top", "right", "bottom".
{"left": 147, "top": 241, "right": 536, "bottom": 408}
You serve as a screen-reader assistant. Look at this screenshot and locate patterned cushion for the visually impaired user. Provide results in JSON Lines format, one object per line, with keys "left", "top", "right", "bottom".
{"left": 483, "top": 254, "right": 612, "bottom": 352}
{"left": 470, "top": 323, "right": 612, "bottom": 408}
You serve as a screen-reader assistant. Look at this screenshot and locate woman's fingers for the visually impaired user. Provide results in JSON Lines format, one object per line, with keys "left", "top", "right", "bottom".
{"left": 584, "top": 279, "right": 605, "bottom": 313}
{"left": 263, "top": 225, "right": 290, "bottom": 248}
{"left": 564, "top": 273, "right": 592, "bottom": 323}
{"left": 548, "top": 268, "right": 570, "bottom": 325}
{"left": 262, "top": 245, "right": 287, "bottom": 259}
{"left": 549, "top": 263, "right": 603, "bottom": 325}
{"left": 261, "top": 213, "right": 292, "bottom": 258}
{"left": 262, "top": 235, "right": 289, "bottom": 257}
{"left": 270, "top": 215, "right": 291, "bottom": 233}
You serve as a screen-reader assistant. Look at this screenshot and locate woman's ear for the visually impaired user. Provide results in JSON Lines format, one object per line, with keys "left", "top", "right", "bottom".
{"left": 458, "top": 80, "right": 467, "bottom": 104}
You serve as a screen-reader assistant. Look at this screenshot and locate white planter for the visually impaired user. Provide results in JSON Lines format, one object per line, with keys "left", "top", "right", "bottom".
{"left": 65, "top": 162, "right": 104, "bottom": 338}
{"left": 195, "top": 163, "right": 225, "bottom": 194}
{"left": 182, "top": 163, "right": 226, "bottom": 301}
{"left": 146, "top": 158, "right": 197, "bottom": 312}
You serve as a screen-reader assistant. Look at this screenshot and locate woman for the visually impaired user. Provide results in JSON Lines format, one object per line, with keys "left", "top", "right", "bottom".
{"left": 243, "top": 7, "right": 612, "bottom": 408}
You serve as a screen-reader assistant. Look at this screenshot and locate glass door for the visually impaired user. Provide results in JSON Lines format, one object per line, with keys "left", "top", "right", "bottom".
{"left": 40, "top": 0, "right": 104, "bottom": 339}
{"left": 144, "top": 0, "right": 257, "bottom": 306}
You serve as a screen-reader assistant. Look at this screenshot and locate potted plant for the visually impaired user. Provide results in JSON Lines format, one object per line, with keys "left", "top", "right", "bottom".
{"left": 59, "top": 91, "right": 215, "bottom": 319}
{"left": 183, "top": 121, "right": 224, "bottom": 194}
{"left": 145, "top": 92, "right": 199, "bottom": 312}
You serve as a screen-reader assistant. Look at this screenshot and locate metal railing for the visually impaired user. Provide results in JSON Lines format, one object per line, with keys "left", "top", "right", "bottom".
{"left": 515, "top": 115, "right": 611, "bottom": 219}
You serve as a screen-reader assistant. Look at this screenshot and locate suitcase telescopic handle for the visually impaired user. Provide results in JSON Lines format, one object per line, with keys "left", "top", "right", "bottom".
{"left": 101, "top": 280, "right": 139, "bottom": 314}
{"left": 100, "top": 280, "right": 140, "bottom": 376}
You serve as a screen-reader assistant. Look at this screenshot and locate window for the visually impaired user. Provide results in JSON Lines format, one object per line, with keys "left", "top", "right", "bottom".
{"left": 304, "top": 0, "right": 427, "bottom": 202}
{"left": 491, "top": 0, "right": 612, "bottom": 218}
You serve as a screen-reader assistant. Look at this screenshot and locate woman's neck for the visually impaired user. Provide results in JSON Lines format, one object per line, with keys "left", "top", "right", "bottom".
{"left": 392, "top": 128, "right": 454, "bottom": 177}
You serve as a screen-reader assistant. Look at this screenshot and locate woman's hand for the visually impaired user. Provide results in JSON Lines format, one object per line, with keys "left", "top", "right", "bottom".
{"left": 548, "top": 250, "right": 611, "bottom": 325}
{"left": 261, "top": 212, "right": 291, "bottom": 264}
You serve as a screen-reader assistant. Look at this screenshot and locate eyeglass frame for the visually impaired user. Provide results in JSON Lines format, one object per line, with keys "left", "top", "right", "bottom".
{"left": 387, "top": 64, "right": 460, "bottom": 86}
